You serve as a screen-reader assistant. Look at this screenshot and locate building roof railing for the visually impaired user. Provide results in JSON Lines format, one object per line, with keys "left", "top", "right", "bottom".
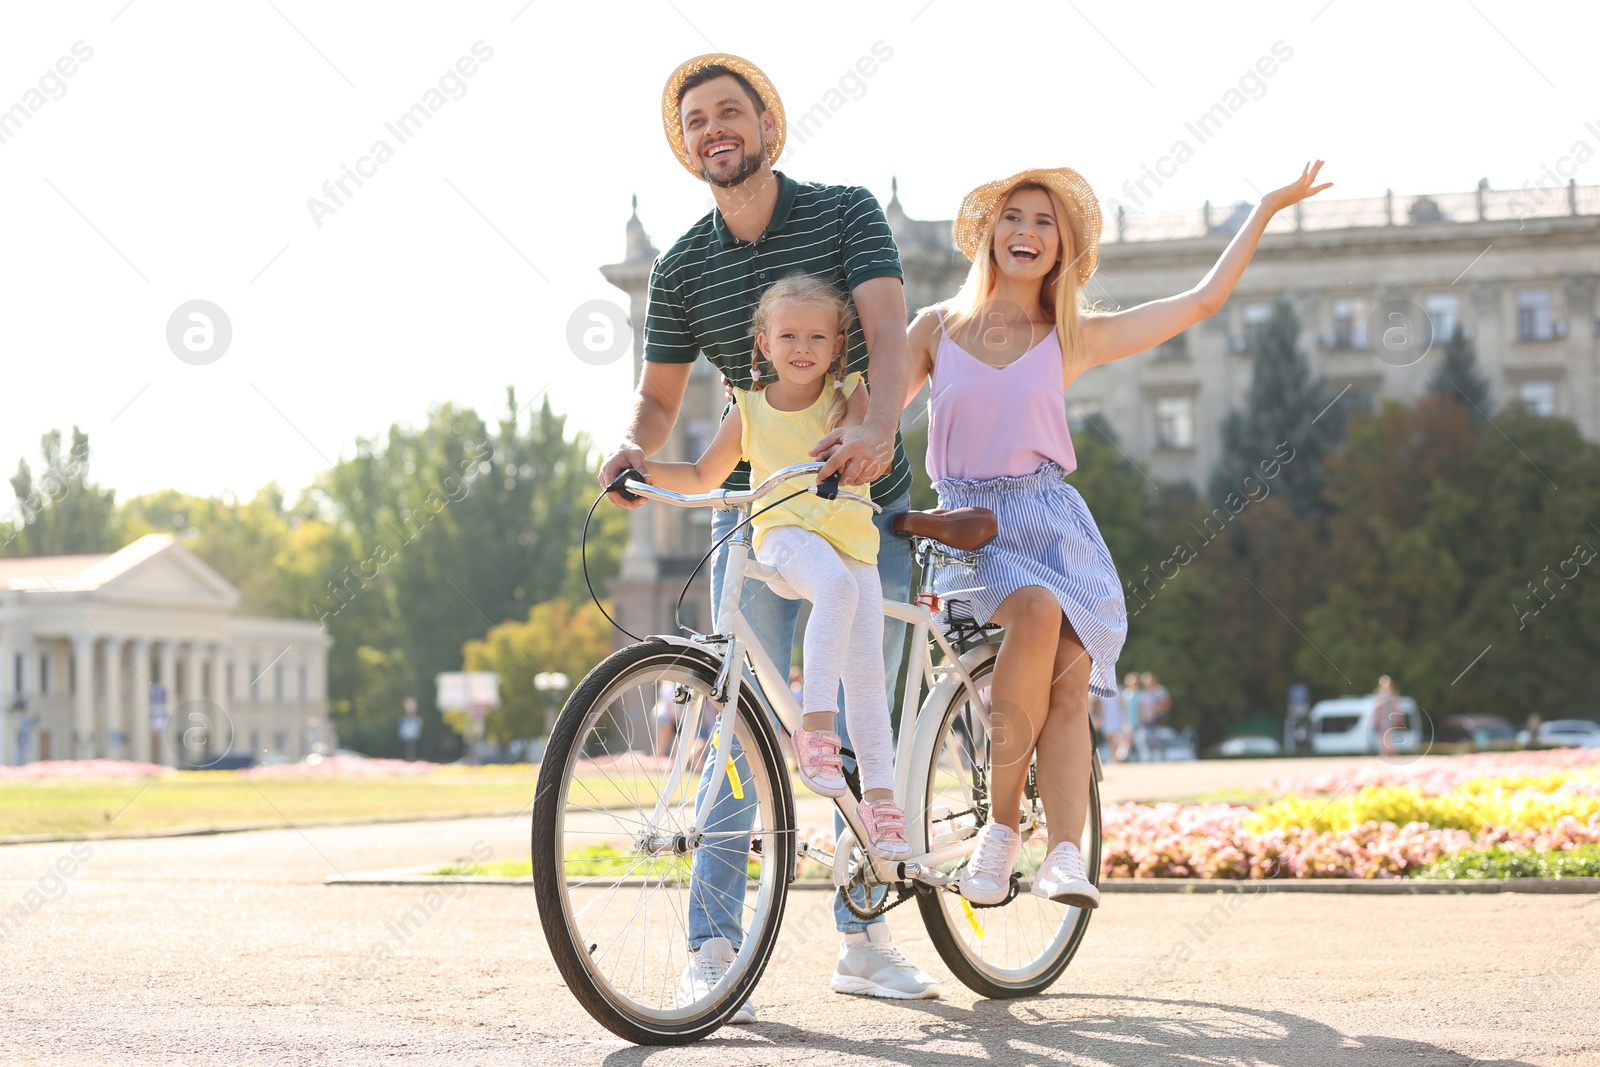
{"left": 1107, "top": 181, "right": 1600, "bottom": 243}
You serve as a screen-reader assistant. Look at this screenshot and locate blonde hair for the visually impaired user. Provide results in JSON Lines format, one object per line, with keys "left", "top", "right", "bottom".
{"left": 750, "top": 273, "right": 855, "bottom": 431}
{"left": 937, "top": 181, "right": 1092, "bottom": 381}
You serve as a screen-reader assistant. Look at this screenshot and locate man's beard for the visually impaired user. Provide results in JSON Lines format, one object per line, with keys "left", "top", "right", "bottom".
{"left": 697, "top": 145, "right": 766, "bottom": 188}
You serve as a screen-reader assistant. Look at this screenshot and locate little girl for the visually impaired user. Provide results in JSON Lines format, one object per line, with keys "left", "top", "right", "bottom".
{"left": 904, "top": 162, "right": 1331, "bottom": 907}
{"left": 645, "top": 273, "right": 910, "bottom": 860}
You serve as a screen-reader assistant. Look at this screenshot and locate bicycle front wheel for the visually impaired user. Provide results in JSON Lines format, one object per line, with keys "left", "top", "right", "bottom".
{"left": 912, "top": 643, "right": 1101, "bottom": 998}
{"left": 531, "top": 640, "right": 794, "bottom": 1044}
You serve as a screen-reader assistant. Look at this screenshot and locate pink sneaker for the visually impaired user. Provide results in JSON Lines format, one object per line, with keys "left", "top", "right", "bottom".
{"left": 857, "top": 799, "right": 911, "bottom": 860}
{"left": 960, "top": 822, "right": 1020, "bottom": 905}
{"left": 792, "top": 727, "right": 847, "bottom": 797}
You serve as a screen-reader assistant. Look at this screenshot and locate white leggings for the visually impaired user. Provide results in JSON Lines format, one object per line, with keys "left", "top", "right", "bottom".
{"left": 758, "top": 525, "right": 894, "bottom": 795}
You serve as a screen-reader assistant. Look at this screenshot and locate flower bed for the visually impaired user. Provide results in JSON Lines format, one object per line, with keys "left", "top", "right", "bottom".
{"left": 1105, "top": 749, "right": 1600, "bottom": 880}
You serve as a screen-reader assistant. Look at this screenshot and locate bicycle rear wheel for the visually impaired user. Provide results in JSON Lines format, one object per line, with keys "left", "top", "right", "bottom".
{"left": 912, "top": 643, "right": 1101, "bottom": 998}
{"left": 531, "top": 640, "right": 794, "bottom": 1044}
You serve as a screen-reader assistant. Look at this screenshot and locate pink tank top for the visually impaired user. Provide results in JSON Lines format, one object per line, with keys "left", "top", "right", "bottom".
{"left": 925, "top": 311, "right": 1079, "bottom": 483}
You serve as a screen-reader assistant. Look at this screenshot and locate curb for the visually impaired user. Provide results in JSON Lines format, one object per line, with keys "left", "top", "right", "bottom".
{"left": 324, "top": 871, "right": 1600, "bottom": 894}
{"left": 1, "top": 809, "right": 529, "bottom": 848}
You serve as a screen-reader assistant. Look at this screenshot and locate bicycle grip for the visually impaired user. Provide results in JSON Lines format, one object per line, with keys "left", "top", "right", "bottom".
{"left": 607, "top": 468, "right": 645, "bottom": 502}
{"left": 815, "top": 472, "right": 841, "bottom": 500}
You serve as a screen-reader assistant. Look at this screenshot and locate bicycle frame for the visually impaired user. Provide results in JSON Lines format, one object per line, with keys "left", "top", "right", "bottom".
{"left": 686, "top": 516, "right": 995, "bottom": 887}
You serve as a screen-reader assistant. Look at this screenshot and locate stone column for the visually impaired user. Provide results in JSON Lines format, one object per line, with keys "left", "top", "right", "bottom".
{"left": 0, "top": 624, "right": 11, "bottom": 767}
{"left": 181, "top": 642, "right": 205, "bottom": 766}
{"left": 208, "top": 644, "right": 232, "bottom": 761}
{"left": 71, "top": 633, "right": 96, "bottom": 760}
{"left": 157, "top": 640, "right": 178, "bottom": 767}
{"left": 130, "top": 638, "right": 151, "bottom": 764}
{"left": 102, "top": 636, "right": 123, "bottom": 760}
{"left": 13, "top": 634, "right": 32, "bottom": 764}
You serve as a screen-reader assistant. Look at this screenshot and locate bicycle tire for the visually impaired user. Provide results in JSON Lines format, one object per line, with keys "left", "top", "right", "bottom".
{"left": 910, "top": 642, "right": 1101, "bottom": 999}
{"left": 531, "top": 639, "right": 795, "bottom": 1044}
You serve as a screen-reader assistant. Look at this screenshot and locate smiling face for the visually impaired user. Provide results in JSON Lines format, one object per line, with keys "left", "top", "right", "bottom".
{"left": 756, "top": 301, "right": 844, "bottom": 389}
{"left": 990, "top": 185, "right": 1066, "bottom": 282}
{"left": 679, "top": 75, "right": 772, "bottom": 188}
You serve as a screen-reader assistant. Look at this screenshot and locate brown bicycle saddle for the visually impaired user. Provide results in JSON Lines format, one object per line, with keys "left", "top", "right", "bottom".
{"left": 891, "top": 507, "right": 998, "bottom": 552}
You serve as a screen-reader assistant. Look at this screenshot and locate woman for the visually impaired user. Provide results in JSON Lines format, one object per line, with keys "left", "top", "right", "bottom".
{"left": 903, "top": 162, "right": 1331, "bottom": 906}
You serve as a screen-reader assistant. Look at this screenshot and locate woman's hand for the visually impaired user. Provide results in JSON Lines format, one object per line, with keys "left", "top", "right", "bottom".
{"left": 1260, "top": 160, "right": 1333, "bottom": 215}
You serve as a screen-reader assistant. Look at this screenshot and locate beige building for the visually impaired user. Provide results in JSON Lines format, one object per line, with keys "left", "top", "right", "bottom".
{"left": 0, "top": 534, "right": 332, "bottom": 766}
{"left": 604, "top": 180, "right": 1600, "bottom": 640}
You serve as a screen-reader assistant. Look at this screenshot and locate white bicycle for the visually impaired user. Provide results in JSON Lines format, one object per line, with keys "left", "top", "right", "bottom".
{"left": 532, "top": 461, "right": 1102, "bottom": 1044}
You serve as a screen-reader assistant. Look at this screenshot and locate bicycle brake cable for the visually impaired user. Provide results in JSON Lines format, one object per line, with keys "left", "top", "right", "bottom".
{"left": 672, "top": 487, "right": 811, "bottom": 636}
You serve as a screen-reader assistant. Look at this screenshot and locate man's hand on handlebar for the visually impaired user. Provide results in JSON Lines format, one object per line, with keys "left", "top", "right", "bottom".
{"left": 599, "top": 444, "right": 651, "bottom": 509}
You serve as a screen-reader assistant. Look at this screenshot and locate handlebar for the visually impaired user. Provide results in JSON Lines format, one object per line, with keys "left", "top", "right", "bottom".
{"left": 606, "top": 461, "right": 880, "bottom": 514}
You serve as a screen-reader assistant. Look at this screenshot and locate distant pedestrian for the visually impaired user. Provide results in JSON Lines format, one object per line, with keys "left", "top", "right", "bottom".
{"left": 1372, "top": 675, "right": 1402, "bottom": 755}
{"left": 1122, "top": 673, "right": 1145, "bottom": 761}
{"left": 1140, "top": 672, "right": 1171, "bottom": 758}
{"left": 1092, "top": 689, "right": 1123, "bottom": 764}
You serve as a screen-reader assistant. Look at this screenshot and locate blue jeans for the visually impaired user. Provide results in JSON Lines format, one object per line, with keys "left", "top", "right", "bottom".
{"left": 687, "top": 493, "right": 912, "bottom": 949}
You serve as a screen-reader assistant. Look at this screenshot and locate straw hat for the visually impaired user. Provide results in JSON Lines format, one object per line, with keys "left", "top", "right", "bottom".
{"left": 953, "top": 167, "right": 1103, "bottom": 287}
{"left": 661, "top": 54, "right": 786, "bottom": 177}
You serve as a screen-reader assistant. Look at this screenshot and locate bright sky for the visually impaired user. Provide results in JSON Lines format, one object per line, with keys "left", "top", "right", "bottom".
{"left": 2, "top": 1, "right": 1596, "bottom": 513}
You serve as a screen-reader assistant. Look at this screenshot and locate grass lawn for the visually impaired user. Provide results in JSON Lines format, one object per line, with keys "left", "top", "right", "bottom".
{"left": 0, "top": 773, "right": 542, "bottom": 838}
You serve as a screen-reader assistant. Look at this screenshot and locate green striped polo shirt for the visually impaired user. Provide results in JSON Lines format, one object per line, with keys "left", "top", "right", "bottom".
{"left": 644, "top": 172, "right": 911, "bottom": 504}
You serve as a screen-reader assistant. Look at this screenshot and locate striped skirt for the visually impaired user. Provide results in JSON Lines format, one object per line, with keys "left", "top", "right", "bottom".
{"left": 932, "top": 462, "right": 1127, "bottom": 699}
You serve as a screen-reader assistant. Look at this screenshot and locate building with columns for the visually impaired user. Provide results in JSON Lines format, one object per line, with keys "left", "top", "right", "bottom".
{"left": 603, "top": 179, "right": 1600, "bottom": 640}
{"left": 0, "top": 533, "right": 332, "bottom": 766}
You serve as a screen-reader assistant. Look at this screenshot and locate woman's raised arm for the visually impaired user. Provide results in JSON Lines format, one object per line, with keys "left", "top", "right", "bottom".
{"left": 1081, "top": 161, "right": 1332, "bottom": 369}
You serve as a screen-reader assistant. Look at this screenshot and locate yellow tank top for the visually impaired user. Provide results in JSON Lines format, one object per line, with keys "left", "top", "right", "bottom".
{"left": 734, "top": 372, "right": 878, "bottom": 566}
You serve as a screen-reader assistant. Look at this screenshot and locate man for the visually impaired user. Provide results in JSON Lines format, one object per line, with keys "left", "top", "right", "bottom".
{"left": 597, "top": 54, "right": 933, "bottom": 1022}
{"left": 1139, "top": 671, "right": 1171, "bottom": 761}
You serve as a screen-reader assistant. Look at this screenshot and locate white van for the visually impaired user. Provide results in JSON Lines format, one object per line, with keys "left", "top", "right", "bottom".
{"left": 1308, "top": 696, "right": 1423, "bottom": 755}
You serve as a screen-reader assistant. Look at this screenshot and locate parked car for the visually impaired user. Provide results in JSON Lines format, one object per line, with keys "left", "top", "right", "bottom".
{"left": 1309, "top": 696, "right": 1423, "bottom": 755}
{"left": 1212, "top": 735, "right": 1283, "bottom": 758}
{"left": 1515, "top": 719, "right": 1600, "bottom": 748}
{"left": 1146, "top": 725, "right": 1198, "bottom": 762}
{"left": 1437, "top": 715, "right": 1516, "bottom": 749}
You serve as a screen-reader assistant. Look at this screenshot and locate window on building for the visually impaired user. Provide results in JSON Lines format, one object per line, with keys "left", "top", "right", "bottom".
{"left": 1331, "top": 298, "right": 1367, "bottom": 349}
{"left": 1242, "top": 302, "right": 1273, "bottom": 343}
{"left": 299, "top": 665, "right": 309, "bottom": 702}
{"left": 1154, "top": 396, "right": 1195, "bottom": 450}
{"left": 1423, "top": 293, "right": 1459, "bottom": 343}
{"left": 41, "top": 654, "right": 50, "bottom": 695}
{"left": 275, "top": 664, "right": 286, "bottom": 704}
{"left": 1519, "top": 380, "right": 1557, "bottom": 416}
{"left": 1518, "top": 289, "right": 1553, "bottom": 342}
{"left": 250, "top": 664, "right": 260, "bottom": 701}
{"left": 1067, "top": 398, "right": 1103, "bottom": 430}
{"left": 1155, "top": 330, "right": 1189, "bottom": 360}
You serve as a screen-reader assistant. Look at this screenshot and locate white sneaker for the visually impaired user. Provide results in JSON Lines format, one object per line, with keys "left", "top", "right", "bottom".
{"left": 960, "top": 822, "right": 1020, "bottom": 905}
{"left": 1032, "top": 841, "right": 1101, "bottom": 909}
{"left": 829, "top": 924, "right": 941, "bottom": 999}
{"left": 675, "top": 937, "right": 757, "bottom": 1023}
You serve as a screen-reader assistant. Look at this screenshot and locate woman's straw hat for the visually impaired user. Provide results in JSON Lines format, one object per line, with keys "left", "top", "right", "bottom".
{"left": 661, "top": 54, "right": 786, "bottom": 177}
{"left": 953, "top": 167, "right": 1103, "bottom": 286}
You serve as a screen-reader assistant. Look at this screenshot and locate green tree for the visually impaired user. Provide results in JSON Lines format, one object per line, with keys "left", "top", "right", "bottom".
{"left": 1302, "top": 400, "right": 1599, "bottom": 719}
{"left": 1065, "top": 413, "right": 1157, "bottom": 570}
{"left": 1426, "top": 324, "right": 1491, "bottom": 420}
{"left": 1209, "top": 299, "right": 1344, "bottom": 519}
{"left": 3, "top": 428, "right": 119, "bottom": 556}
{"left": 312, "top": 389, "right": 625, "bottom": 759}
{"left": 460, "top": 598, "right": 613, "bottom": 743}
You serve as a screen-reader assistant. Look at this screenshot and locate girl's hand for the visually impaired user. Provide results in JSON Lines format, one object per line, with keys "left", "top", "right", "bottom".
{"left": 1260, "top": 160, "right": 1333, "bottom": 215}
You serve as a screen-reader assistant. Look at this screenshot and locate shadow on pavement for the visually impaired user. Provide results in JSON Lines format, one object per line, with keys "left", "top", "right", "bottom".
{"left": 599, "top": 992, "right": 1537, "bottom": 1066}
